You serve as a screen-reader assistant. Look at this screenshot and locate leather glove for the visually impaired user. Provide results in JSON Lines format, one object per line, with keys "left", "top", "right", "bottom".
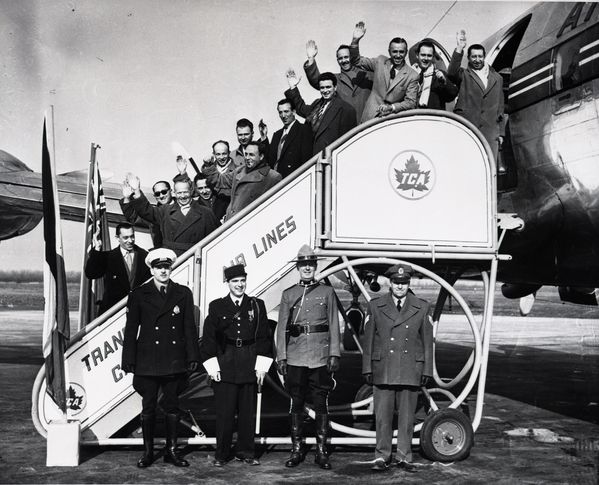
{"left": 122, "top": 363, "right": 135, "bottom": 374}
{"left": 327, "top": 356, "right": 340, "bottom": 373}
{"left": 363, "top": 373, "right": 373, "bottom": 386}
{"left": 187, "top": 361, "right": 199, "bottom": 372}
{"left": 420, "top": 375, "right": 432, "bottom": 388}
{"left": 277, "top": 360, "right": 288, "bottom": 377}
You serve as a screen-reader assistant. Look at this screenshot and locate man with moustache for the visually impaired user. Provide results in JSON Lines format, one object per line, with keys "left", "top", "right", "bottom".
{"left": 349, "top": 21, "right": 419, "bottom": 122}
{"left": 303, "top": 40, "right": 373, "bottom": 121}
{"left": 275, "top": 245, "right": 341, "bottom": 470}
{"left": 411, "top": 40, "right": 458, "bottom": 110}
{"left": 267, "top": 99, "right": 313, "bottom": 178}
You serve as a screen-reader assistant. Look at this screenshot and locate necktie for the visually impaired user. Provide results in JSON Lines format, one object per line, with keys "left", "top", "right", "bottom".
{"left": 160, "top": 286, "right": 166, "bottom": 298}
{"left": 235, "top": 300, "right": 240, "bottom": 307}
{"left": 125, "top": 251, "right": 133, "bottom": 272}
{"left": 277, "top": 131, "right": 287, "bottom": 160}
{"left": 316, "top": 100, "right": 329, "bottom": 121}
{"left": 396, "top": 300, "right": 402, "bottom": 312}
{"left": 390, "top": 66, "right": 396, "bottom": 80}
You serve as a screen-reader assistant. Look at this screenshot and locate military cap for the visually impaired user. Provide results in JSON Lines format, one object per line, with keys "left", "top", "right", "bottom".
{"left": 385, "top": 263, "right": 413, "bottom": 283}
{"left": 145, "top": 248, "right": 177, "bottom": 268}
{"left": 290, "top": 244, "right": 320, "bottom": 263}
{"left": 224, "top": 264, "right": 247, "bottom": 281}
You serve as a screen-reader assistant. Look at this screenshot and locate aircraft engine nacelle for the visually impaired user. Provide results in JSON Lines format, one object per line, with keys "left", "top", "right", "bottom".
{"left": 558, "top": 286, "right": 599, "bottom": 306}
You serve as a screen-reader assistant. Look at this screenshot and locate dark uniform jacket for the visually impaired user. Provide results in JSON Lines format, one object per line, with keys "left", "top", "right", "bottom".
{"left": 276, "top": 282, "right": 341, "bottom": 368}
{"left": 362, "top": 292, "right": 433, "bottom": 386}
{"left": 130, "top": 194, "right": 219, "bottom": 256}
{"left": 122, "top": 280, "right": 199, "bottom": 376}
{"left": 284, "top": 88, "right": 357, "bottom": 155}
{"left": 84, "top": 245, "right": 150, "bottom": 314}
{"left": 200, "top": 295, "right": 272, "bottom": 384}
{"left": 267, "top": 120, "right": 313, "bottom": 178}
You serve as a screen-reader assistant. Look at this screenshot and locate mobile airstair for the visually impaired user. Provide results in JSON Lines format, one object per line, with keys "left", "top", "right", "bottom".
{"left": 32, "top": 111, "right": 519, "bottom": 462}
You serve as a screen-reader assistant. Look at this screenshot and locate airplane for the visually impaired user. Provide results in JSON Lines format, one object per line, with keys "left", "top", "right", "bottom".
{"left": 1, "top": 2, "right": 598, "bottom": 313}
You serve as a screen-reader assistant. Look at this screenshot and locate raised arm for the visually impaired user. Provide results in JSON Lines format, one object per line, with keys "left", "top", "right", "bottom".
{"left": 127, "top": 174, "right": 162, "bottom": 225}
{"left": 284, "top": 69, "right": 312, "bottom": 119}
{"left": 349, "top": 21, "right": 376, "bottom": 71}
{"left": 448, "top": 30, "right": 467, "bottom": 83}
{"left": 304, "top": 40, "right": 322, "bottom": 91}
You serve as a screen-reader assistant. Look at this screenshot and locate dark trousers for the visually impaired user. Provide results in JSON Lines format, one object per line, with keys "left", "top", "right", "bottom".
{"left": 212, "top": 194, "right": 230, "bottom": 221}
{"left": 132, "top": 373, "right": 188, "bottom": 415}
{"left": 286, "top": 365, "right": 333, "bottom": 414}
{"left": 373, "top": 384, "right": 419, "bottom": 462}
{"left": 213, "top": 381, "right": 257, "bottom": 461}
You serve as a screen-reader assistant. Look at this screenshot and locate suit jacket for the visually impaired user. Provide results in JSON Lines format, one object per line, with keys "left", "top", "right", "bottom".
{"left": 362, "top": 292, "right": 433, "bottom": 386}
{"left": 200, "top": 294, "right": 272, "bottom": 384}
{"left": 414, "top": 67, "right": 458, "bottom": 110}
{"left": 122, "top": 280, "right": 200, "bottom": 376}
{"left": 275, "top": 282, "right": 341, "bottom": 368}
{"left": 304, "top": 60, "right": 373, "bottom": 122}
{"left": 284, "top": 88, "right": 357, "bottom": 155}
{"left": 225, "top": 162, "right": 282, "bottom": 219}
{"left": 267, "top": 120, "right": 313, "bottom": 178}
{"left": 448, "top": 49, "right": 505, "bottom": 159}
{"left": 119, "top": 195, "right": 164, "bottom": 248}
{"left": 130, "top": 194, "right": 219, "bottom": 256}
{"left": 84, "top": 245, "right": 150, "bottom": 314}
{"left": 350, "top": 45, "right": 419, "bottom": 123}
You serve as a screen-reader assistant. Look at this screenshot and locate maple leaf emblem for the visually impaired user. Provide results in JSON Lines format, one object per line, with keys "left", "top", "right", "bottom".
{"left": 394, "top": 155, "right": 431, "bottom": 192}
{"left": 67, "top": 385, "right": 83, "bottom": 411}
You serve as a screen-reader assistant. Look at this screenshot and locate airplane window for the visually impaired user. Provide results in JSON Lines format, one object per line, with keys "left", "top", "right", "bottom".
{"left": 555, "top": 41, "right": 581, "bottom": 91}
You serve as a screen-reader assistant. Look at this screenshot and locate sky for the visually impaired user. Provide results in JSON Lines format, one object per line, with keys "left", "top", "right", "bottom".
{"left": 0, "top": 0, "right": 536, "bottom": 271}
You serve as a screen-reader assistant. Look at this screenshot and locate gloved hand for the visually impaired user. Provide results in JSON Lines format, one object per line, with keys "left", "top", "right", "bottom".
{"left": 122, "top": 363, "right": 135, "bottom": 374}
{"left": 187, "top": 361, "right": 199, "bottom": 372}
{"left": 363, "top": 373, "right": 373, "bottom": 386}
{"left": 327, "top": 356, "right": 340, "bottom": 373}
{"left": 420, "top": 375, "right": 432, "bottom": 388}
{"left": 209, "top": 371, "right": 221, "bottom": 382}
{"left": 277, "top": 359, "right": 288, "bottom": 377}
{"left": 256, "top": 370, "right": 266, "bottom": 386}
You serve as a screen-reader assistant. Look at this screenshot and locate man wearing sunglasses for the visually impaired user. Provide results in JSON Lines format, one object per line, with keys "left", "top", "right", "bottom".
{"left": 362, "top": 264, "right": 434, "bottom": 472}
{"left": 122, "top": 248, "right": 200, "bottom": 468}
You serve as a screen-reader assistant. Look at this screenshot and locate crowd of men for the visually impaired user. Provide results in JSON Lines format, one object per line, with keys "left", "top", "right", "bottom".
{"left": 85, "top": 22, "right": 502, "bottom": 474}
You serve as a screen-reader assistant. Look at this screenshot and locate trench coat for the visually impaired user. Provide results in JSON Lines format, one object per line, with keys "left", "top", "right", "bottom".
{"left": 225, "top": 162, "right": 282, "bottom": 219}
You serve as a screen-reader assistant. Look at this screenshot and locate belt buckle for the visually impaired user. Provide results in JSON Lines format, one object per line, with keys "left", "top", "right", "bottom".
{"left": 303, "top": 324, "right": 310, "bottom": 336}
{"left": 235, "top": 338, "right": 243, "bottom": 348}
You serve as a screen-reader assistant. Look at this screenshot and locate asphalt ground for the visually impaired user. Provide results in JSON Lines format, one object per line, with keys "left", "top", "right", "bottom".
{"left": 1, "top": 284, "right": 598, "bottom": 484}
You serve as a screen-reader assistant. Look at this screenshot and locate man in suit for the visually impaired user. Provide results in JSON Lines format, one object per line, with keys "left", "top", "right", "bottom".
{"left": 120, "top": 180, "right": 173, "bottom": 248}
{"left": 122, "top": 248, "right": 200, "bottom": 468}
{"left": 303, "top": 40, "right": 373, "bottom": 121}
{"left": 349, "top": 21, "right": 419, "bottom": 123}
{"left": 285, "top": 71, "right": 357, "bottom": 155}
{"left": 448, "top": 30, "right": 505, "bottom": 161}
{"left": 124, "top": 176, "right": 219, "bottom": 256}
{"left": 276, "top": 245, "right": 341, "bottom": 470}
{"left": 225, "top": 141, "right": 282, "bottom": 220}
{"left": 200, "top": 264, "right": 272, "bottom": 467}
{"left": 84, "top": 222, "right": 150, "bottom": 314}
{"left": 412, "top": 40, "right": 458, "bottom": 110}
{"left": 267, "top": 99, "right": 313, "bottom": 178}
{"left": 362, "top": 264, "right": 433, "bottom": 471}
{"left": 202, "top": 140, "right": 236, "bottom": 221}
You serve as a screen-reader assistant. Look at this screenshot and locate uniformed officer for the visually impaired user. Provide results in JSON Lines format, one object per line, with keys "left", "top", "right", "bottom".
{"left": 122, "top": 248, "right": 200, "bottom": 468}
{"left": 200, "top": 264, "right": 273, "bottom": 467}
{"left": 362, "top": 264, "right": 433, "bottom": 471}
{"left": 275, "top": 245, "right": 341, "bottom": 470}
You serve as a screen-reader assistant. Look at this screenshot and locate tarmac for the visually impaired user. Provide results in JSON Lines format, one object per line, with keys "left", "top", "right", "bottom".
{"left": 1, "top": 304, "right": 598, "bottom": 484}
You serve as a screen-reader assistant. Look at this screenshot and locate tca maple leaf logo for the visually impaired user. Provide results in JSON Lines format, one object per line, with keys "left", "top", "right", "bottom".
{"left": 67, "top": 385, "right": 84, "bottom": 411}
{"left": 395, "top": 155, "right": 431, "bottom": 192}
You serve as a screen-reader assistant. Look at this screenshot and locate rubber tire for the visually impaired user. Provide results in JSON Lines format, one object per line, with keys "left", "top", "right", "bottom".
{"left": 420, "top": 408, "right": 474, "bottom": 462}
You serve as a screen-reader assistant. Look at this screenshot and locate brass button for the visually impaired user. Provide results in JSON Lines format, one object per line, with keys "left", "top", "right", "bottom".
{"left": 155, "top": 341, "right": 159, "bottom": 344}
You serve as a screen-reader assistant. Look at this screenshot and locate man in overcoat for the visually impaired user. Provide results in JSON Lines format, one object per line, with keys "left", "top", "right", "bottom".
{"left": 122, "top": 248, "right": 200, "bottom": 468}
{"left": 349, "top": 21, "right": 419, "bottom": 122}
{"left": 84, "top": 223, "right": 150, "bottom": 314}
{"left": 447, "top": 30, "right": 505, "bottom": 161}
{"left": 276, "top": 245, "right": 341, "bottom": 470}
{"left": 362, "top": 264, "right": 434, "bottom": 471}
{"left": 200, "top": 264, "right": 273, "bottom": 466}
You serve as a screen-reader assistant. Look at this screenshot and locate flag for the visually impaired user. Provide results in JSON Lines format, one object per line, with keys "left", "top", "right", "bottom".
{"left": 79, "top": 144, "right": 110, "bottom": 327}
{"left": 41, "top": 118, "right": 70, "bottom": 413}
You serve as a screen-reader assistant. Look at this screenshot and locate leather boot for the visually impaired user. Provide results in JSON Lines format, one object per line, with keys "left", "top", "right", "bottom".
{"left": 285, "top": 413, "right": 305, "bottom": 468}
{"left": 164, "top": 413, "right": 190, "bottom": 467}
{"left": 314, "top": 414, "right": 331, "bottom": 470}
{"left": 137, "top": 413, "right": 155, "bottom": 468}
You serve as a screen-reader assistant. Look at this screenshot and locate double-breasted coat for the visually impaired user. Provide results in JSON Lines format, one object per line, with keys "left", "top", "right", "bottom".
{"left": 267, "top": 120, "right": 313, "bottom": 178}
{"left": 349, "top": 47, "right": 420, "bottom": 123}
{"left": 84, "top": 245, "right": 150, "bottom": 314}
{"left": 122, "top": 280, "right": 200, "bottom": 376}
{"left": 130, "top": 194, "right": 219, "bottom": 255}
{"left": 284, "top": 88, "right": 357, "bottom": 155}
{"left": 200, "top": 295, "right": 272, "bottom": 384}
{"left": 447, "top": 49, "right": 505, "bottom": 159}
{"left": 225, "top": 162, "right": 282, "bottom": 219}
{"left": 362, "top": 292, "right": 433, "bottom": 386}
{"left": 276, "top": 282, "right": 341, "bottom": 368}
